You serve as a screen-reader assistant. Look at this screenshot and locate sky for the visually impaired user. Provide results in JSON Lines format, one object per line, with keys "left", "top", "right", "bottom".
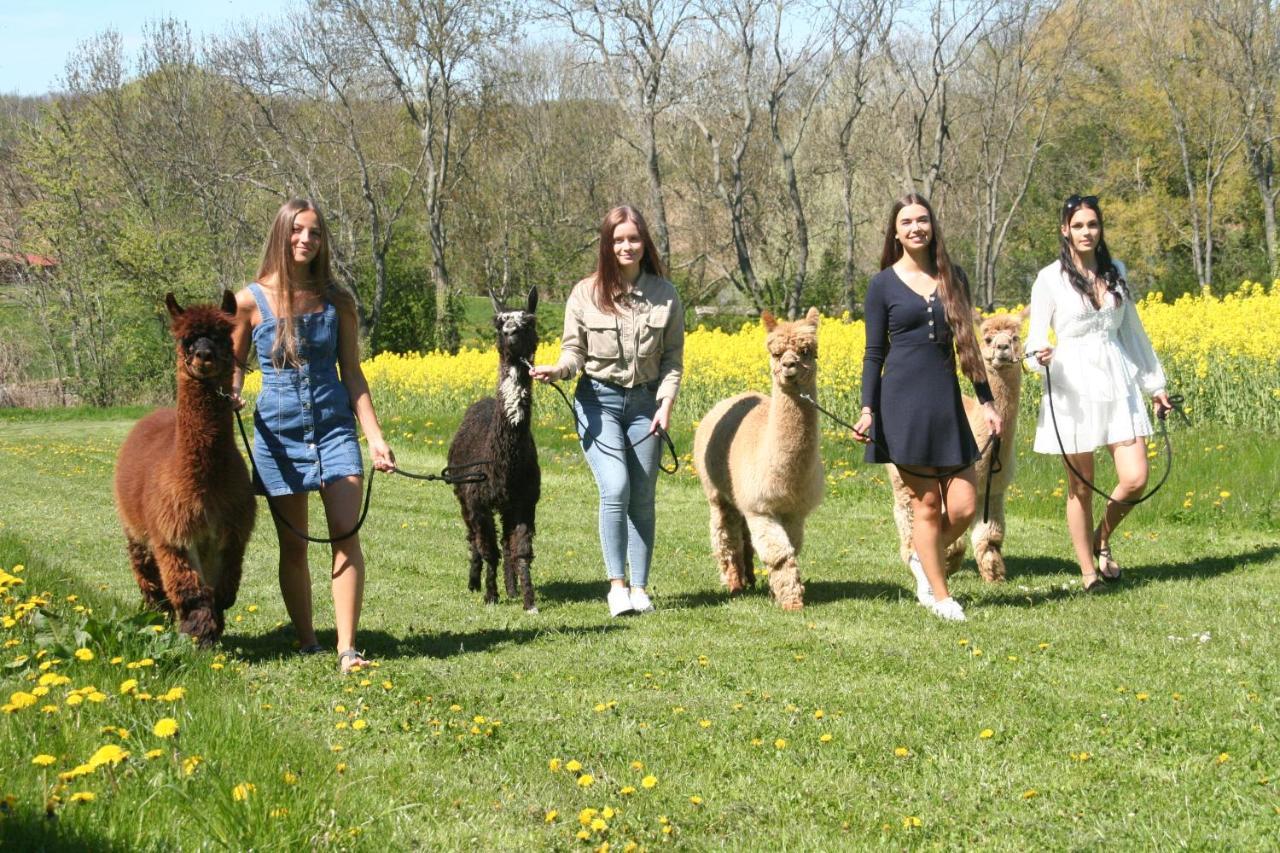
{"left": 0, "top": 0, "right": 294, "bottom": 96}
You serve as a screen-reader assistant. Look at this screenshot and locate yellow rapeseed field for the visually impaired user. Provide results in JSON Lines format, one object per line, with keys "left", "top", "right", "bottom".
{"left": 242, "top": 281, "right": 1280, "bottom": 431}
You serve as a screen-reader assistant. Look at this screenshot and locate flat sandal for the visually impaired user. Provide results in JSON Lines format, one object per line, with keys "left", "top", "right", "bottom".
{"left": 1094, "top": 545, "right": 1122, "bottom": 582}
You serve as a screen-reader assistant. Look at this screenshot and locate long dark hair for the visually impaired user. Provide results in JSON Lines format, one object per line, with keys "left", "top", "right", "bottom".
{"left": 879, "top": 193, "right": 987, "bottom": 385}
{"left": 1059, "top": 194, "right": 1127, "bottom": 309}
{"left": 256, "top": 198, "right": 355, "bottom": 367}
{"left": 593, "top": 205, "right": 665, "bottom": 313}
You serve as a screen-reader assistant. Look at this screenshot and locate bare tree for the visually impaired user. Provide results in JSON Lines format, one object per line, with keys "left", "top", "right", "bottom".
{"left": 331, "top": 0, "right": 516, "bottom": 353}
{"left": 886, "top": 0, "right": 996, "bottom": 199}
{"left": 967, "top": 0, "right": 1077, "bottom": 307}
{"left": 829, "top": 0, "right": 896, "bottom": 313}
{"left": 1204, "top": 0, "right": 1280, "bottom": 277}
{"left": 1136, "top": 0, "right": 1245, "bottom": 288}
{"left": 540, "top": 0, "right": 699, "bottom": 261}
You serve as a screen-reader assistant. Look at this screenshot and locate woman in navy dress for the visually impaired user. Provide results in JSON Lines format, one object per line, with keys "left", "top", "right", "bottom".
{"left": 231, "top": 199, "right": 396, "bottom": 673}
{"left": 853, "top": 194, "right": 1001, "bottom": 622}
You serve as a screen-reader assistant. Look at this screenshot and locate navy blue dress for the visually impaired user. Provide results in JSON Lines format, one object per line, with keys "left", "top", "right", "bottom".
{"left": 248, "top": 283, "right": 363, "bottom": 496}
{"left": 860, "top": 268, "right": 992, "bottom": 467}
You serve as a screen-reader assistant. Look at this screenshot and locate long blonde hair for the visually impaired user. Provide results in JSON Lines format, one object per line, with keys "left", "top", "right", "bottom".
{"left": 256, "top": 198, "right": 354, "bottom": 367}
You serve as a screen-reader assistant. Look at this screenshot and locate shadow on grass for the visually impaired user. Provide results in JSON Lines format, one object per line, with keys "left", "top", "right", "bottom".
{"left": 978, "top": 544, "right": 1279, "bottom": 608}
{"left": 0, "top": 812, "right": 129, "bottom": 851}
{"left": 227, "top": 621, "right": 626, "bottom": 664}
{"left": 659, "top": 577, "right": 907, "bottom": 610}
{"left": 536, "top": 579, "right": 607, "bottom": 604}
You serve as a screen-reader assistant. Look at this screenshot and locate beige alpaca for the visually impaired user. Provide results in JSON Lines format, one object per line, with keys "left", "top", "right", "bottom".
{"left": 693, "top": 308, "right": 824, "bottom": 610}
{"left": 889, "top": 310, "right": 1026, "bottom": 582}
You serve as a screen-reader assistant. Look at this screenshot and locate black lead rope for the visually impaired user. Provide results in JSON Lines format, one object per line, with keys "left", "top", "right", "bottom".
{"left": 1040, "top": 361, "right": 1187, "bottom": 507}
{"left": 525, "top": 360, "right": 679, "bottom": 475}
{"left": 798, "top": 392, "right": 1002, "bottom": 524}
{"left": 231, "top": 405, "right": 489, "bottom": 545}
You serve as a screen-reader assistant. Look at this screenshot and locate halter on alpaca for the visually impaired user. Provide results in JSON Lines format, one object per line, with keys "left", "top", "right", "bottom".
{"left": 447, "top": 287, "right": 542, "bottom": 612}
{"left": 113, "top": 291, "right": 256, "bottom": 646}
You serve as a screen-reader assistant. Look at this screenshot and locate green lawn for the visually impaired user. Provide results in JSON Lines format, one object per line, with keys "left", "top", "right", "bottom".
{"left": 1, "top": 409, "right": 1277, "bottom": 849}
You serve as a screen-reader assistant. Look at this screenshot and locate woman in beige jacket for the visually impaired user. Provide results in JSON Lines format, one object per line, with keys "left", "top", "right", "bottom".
{"left": 531, "top": 206, "right": 684, "bottom": 616}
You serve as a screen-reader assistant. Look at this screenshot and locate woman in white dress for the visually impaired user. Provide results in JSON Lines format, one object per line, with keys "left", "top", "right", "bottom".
{"left": 1027, "top": 195, "right": 1173, "bottom": 592}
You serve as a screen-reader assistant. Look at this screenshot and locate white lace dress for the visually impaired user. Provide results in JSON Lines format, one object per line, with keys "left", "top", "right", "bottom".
{"left": 1027, "top": 260, "right": 1166, "bottom": 454}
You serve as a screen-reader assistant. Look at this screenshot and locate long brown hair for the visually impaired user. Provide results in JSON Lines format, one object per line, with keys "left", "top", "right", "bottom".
{"left": 255, "top": 198, "right": 354, "bottom": 368}
{"left": 879, "top": 193, "right": 987, "bottom": 384}
{"left": 593, "top": 205, "right": 666, "bottom": 313}
{"left": 1058, "top": 194, "right": 1127, "bottom": 308}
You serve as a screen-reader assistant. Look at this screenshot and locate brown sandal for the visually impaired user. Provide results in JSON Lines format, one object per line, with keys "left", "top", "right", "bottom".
{"left": 1094, "top": 545, "right": 1122, "bottom": 582}
{"left": 1082, "top": 571, "right": 1107, "bottom": 593}
{"left": 338, "top": 648, "right": 369, "bottom": 675}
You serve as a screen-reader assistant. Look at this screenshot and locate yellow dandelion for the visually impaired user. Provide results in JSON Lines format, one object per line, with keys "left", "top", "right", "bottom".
{"left": 577, "top": 774, "right": 595, "bottom": 788}
{"left": 1217, "top": 753, "right": 1231, "bottom": 764}
{"left": 689, "top": 795, "right": 703, "bottom": 805}
{"left": 576, "top": 830, "right": 591, "bottom": 841}
{"left": 118, "top": 679, "right": 138, "bottom": 695}
{"left": 565, "top": 759, "right": 582, "bottom": 773}
{"left": 153, "top": 718, "right": 179, "bottom": 738}
{"left": 1022, "top": 789, "right": 1038, "bottom": 800}
{"left": 620, "top": 785, "right": 636, "bottom": 795}
{"left": 74, "top": 648, "right": 94, "bottom": 662}
{"left": 545, "top": 809, "right": 558, "bottom": 823}
{"left": 352, "top": 719, "right": 368, "bottom": 731}
{"left": 819, "top": 733, "right": 833, "bottom": 743}
{"left": 548, "top": 758, "right": 562, "bottom": 772}
{"left": 1136, "top": 693, "right": 1150, "bottom": 701}
{"left": 232, "top": 782, "right": 256, "bottom": 802}
{"left": 699, "top": 719, "right": 711, "bottom": 728}
{"left": 980, "top": 728, "right": 995, "bottom": 739}
{"left": 183, "top": 755, "right": 203, "bottom": 776}
{"left": 1219, "top": 491, "right": 1231, "bottom": 498}
{"left": 336, "top": 762, "right": 348, "bottom": 773}
{"left": 145, "top": 749, "right": 163, "bottom": 760}
{"left": 902, "top": 816, "right": 922, "bottom": 828}
{"left": 774, "top": 738, "right": 787, "bottom": 749}
{"left": 283, "top": 771, "right": 299, "bottom": 785}
{"left": 32, "top": 754, "right": 56, "bottom": 767}
{"left": 894, "top": 746, "right": 910, "bottom": 757}
{"left": 630, "top": 760, "right": 644, "bottom": 770}
{"left": 591, "top": 817, "right": 607, "bottom": 831}
{"left": 641, "top": 775, "right": 658, "bottom": 789}
{"left": 68, "top": 791, "right": 96, "bottom": 804}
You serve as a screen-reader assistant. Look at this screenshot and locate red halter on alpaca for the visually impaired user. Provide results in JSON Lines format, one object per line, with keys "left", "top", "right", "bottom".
{"left": 113, "top": 291, "right": 256, "bottom": 646}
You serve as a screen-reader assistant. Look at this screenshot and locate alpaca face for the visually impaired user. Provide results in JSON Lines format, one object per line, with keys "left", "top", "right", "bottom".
{"left": 491, "top": 287, "right": 539, "bottom": 360}
{"left": 167, "top": 292, "right": 237, "bottom": 382}
{"left": 978, "top": 315, "right": 1024, "bottom": 369}
{"left": 762, "top": 308, "right": 820, "bottom": 390}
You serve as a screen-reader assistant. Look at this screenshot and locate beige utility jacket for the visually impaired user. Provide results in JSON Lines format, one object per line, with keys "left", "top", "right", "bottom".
{"left": 552, "top": 273, "right": 685, "bottom": 404}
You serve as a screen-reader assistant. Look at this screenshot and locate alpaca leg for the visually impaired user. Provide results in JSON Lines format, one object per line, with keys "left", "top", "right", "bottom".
{"left": 126, "top": 538, "right": 170, "bottom": 614}
{"left": 153, "top": 542, "right": 219, "bottom": 646}
{"left": 459, "top": 497, "right": 484, "bottom": 592}
{"left": 708, "top": 500, "right": 748, "bottom": 594}
{"left": 742, "top": 536, "right": 756, "bottom": 588}
{"left": 744, "top": 514, "right": 804, "bottom": 611}
{"left": 474, "top": 512, "right": 501, "bottom": 605}
{"left": 213, "top": 531, "right": 248, "bottom": 615}
{"left": 889, "top": 468, "right": 915, "bottom": 565}
{"left": 503, "top": 511, "right": 537, "bottom": 612}
{"left": 971, "top": 490, "right": 1007, "bottom": 582}
{"left": 944, "top": 536, "right": 969, "bottom": 578}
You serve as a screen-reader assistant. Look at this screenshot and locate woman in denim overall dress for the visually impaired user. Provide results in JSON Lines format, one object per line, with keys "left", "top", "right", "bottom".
{"left": 532, "top": 206, "right": 685, "bottom": 617}
{"left": 231, "top": 199, "right": 396, "bottom": 673}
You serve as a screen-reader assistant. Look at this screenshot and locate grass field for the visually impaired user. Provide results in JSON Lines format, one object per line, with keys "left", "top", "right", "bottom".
{"left": 1, "top": 405, "right": 1277, "bottom": 849}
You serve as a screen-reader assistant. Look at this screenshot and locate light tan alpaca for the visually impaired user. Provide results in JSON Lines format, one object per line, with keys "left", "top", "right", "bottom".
{"left": 693, "top": 308, "right": 823, "bottom": 610}
{"left": 889, "top": 310, "right": 1026, "bottom": 582}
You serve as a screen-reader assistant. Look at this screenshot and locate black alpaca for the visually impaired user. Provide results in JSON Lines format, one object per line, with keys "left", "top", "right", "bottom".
{"left": 448, "top": 287, "right": 541, "bottom": 612}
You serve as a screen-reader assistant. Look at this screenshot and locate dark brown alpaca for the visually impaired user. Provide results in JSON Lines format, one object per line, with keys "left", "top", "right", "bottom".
{"left": 447, "top": 287, "right": 541, "bottom": 612}
{"left": 113, "top": 292, "right": 256, "bottom": 646}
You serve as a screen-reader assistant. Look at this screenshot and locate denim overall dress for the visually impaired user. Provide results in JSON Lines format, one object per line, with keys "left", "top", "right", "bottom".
{"left": 248, "top": 283, "right": 363, "bottom": 496}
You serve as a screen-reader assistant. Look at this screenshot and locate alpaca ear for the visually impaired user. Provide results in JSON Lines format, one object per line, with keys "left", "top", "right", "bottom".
{"left": 804, "top": 306, "right": 820, "bottom": 326}
{"left": 761, "top": 310, "right": 777, "bottom": 332}
{"left": 526, "top": 286, "right": 538, "bottom": 315}
{"left": 220, "top": 290, "right": 236, "bottom": 316}
{"left": 165, "top": 292, "right": 183, "bottom": 319}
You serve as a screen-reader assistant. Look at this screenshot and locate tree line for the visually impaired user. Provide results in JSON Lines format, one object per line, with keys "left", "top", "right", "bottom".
{"left": 1, "top": 0, "right": 1277, "bottom": 405}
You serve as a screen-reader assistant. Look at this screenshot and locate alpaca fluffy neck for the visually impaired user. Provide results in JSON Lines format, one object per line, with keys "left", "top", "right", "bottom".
{"left": 764, "top": 379, "right": 820, "bottom": 463}
{"left": 496, "top": 356, "right": 532, "bottom": 429}
{"left": 174, "top": 372, "right": 232, "bottom": 476}
{"left": 986, "top": 362, "right": 1022, "bottom": 422}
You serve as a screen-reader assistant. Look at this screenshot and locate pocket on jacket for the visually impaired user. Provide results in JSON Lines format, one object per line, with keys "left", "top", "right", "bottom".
{"left": 638, "top": 306, "right": 668, "bottom": 358}
{"left": 584, "top": 310, "right": 621, "bottom": 359}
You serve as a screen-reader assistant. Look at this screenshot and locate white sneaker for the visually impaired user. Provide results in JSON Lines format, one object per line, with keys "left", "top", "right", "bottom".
{"left": 630, "top": 587, "right": 654, "bottom": 614}
{"left": 908, "top": 552, "right": 936, "bottom": 606}
{"left": 608, "top": 585, "right": 636, "bottom": 617}
{"left": 928, "top": 597, "right": 966, "bottom": 622}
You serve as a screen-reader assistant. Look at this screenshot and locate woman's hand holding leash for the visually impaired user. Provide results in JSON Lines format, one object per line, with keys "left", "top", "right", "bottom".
{"left": 529, "top": 364, "right": 557, "bottom": 383}
{"left": 369, "top": 438, "right": 396, "bottom": 473}
{"left": 651, "top": 397, "right": 673, "bottom": 434}
{"left": 1034, "top": 346, "right": 1054, "bottom": 366}
{"left": 1152, "top": 391, "right": 1174, "bottom": 419}
{"left": 982, "top": 401, "right": 1003, "bottom": 438}
{"left": 852, "top": 410, "right": 873, "bottom": 443}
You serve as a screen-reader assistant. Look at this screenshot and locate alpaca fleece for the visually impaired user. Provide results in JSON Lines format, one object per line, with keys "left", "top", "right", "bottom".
{"left": 692, "top": 308, "right": 824, "bottom": 610}
{"left": 113, "top": 292, "right": 256, "bottom": 645}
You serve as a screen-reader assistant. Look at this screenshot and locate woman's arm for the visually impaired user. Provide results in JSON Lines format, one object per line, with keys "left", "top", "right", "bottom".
{"left": 531, "top": 280, "right": 589, "bottom": 382}
{"left": 1026, "top": 266, "right": 1056, "bottom": 368}
{"left": 336, "top": 300, "right": 395, "bottom": 472}
{"left": 853, "top": 277, "right": 887, "bottom": 441}
{"left": 652, "top": 290, "right": 685, "bottom": 433}
{"left": 229, "top": 288, "right": 257, "bottom": 411}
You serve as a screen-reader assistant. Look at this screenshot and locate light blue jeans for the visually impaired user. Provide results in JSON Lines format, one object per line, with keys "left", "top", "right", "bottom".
{"left": 574, "top": 376, "right": 662, "bottom": 588}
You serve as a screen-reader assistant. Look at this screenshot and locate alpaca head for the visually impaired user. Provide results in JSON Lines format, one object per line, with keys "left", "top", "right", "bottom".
{"left": 166, "top": 291, "right": 237, "bottom": 383}
{"left": 489, "top": 286, "right": 539, "bottom": 363}
{"left": 761, "top": 307, "right": 819, "bottom": 392}
{"left": 975, "top": 310, "right": 1025, "bottom": 372}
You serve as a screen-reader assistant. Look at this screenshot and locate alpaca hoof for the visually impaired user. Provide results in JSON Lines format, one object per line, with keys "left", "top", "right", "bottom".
{"left": 469, "top": 579, "right": 481, "bottom": 593}
{"left": 524, "top": 606, "right": 539, "bottom": 615}
{"left": 978, "top": 554, "right": 1006, "bottom": 583}
{"left": 180, "top": 609, "right": 220, "bottom": 647}
{"left": 779, "top": 598, "right": 804, "bottom": 612}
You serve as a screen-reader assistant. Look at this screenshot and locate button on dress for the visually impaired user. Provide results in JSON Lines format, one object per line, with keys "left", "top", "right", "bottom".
{"left": 248, "top": 283, "right": 363, "bottom": 496}
{"left": 860, "top": 268, "right": 992, "bottom": 467}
